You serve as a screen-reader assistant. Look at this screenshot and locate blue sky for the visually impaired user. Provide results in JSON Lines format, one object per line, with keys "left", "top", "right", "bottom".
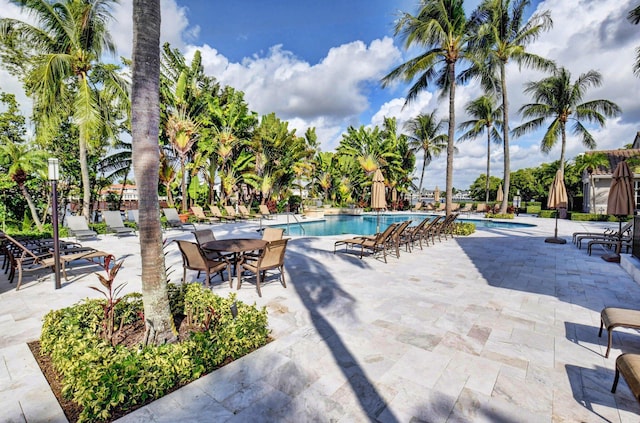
{"left": 1, "top": 0, "right": 638, "bottom": 190}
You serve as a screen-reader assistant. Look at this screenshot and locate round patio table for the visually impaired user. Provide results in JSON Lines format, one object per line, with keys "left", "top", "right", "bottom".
{"left": 202, "top": 238, "right": 268, "bottom": 283}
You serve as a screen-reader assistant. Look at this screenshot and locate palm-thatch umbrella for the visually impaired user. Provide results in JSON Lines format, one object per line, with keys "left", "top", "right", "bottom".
{"left": 371, "top": 169, "right": 386, "bottom": 233}
{"left": 434, "top": 186, "right": 440, "bottom": 203}
{"left": 545, "top": 169, "right": 568, "bottom": 244}
{"left": 496, "top": 183, "right": 504, "bottom": 202}
{"left": 603, "top": 161, "right": 636, "bottom": 262}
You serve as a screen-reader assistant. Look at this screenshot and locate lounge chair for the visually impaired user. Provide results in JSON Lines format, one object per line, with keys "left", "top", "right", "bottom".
{"left": 190, "top": 206, "right": 219, "bottom": 224}
{"left": 127, "top": 210, "right": 139, "bottom": 224}
{"left": 175, "top": 240, "right": 231, "bottom": 287}
{"left": 102, "top": 211, "right": 136, "bottom": 237}
{"left": 612, "top": 353, "right": 640, "bottom": 404}
{"left": 333, "top": 223, "right": 398, "bottom": 263}
{"left": 573, "top": 221, "right": 632, "bottom": 246}
{"left": 411, "top": 202, "right": 422, "bottom": 212}
{"left": 587, "top": 235, "right": 632, "bottom": 256}
{"left": 224, "top": 205, "right": 246, "bottom": 220}
{"left": 66, "top": 216, "right": 98, "bottom": 240}
{"left": 162, "top": 208, "right": 196, "bottom": 230}
{"left": 237, "top": 238, "right": 289, "bottom": 297}
{"left": 209, "top": 205, "right": 237, "bottom": 222}
{"left": 238, "top": 204, "right": 259, "bottom": 219}
{"left": 475, "top": 203, "right": 487, "bottom": 213}
{"left": 392, "top": 220, "right": 413, "bottom": 256}
{"left": 599, "top": 307, "right": 640, "bottom": 358}
{"left": 401, "top": 217, "right": 431, "bottom": 250}
{"left": 2, "top": 232, "right": 112, "bottom": 290}
{"left": 259, "top": 204, "right": 274, "bottom": 219}
{"left": 451, "top": 203, "right": 461, "bottom": 212}
{"left": 576, "top": 221, "right": 632, "bottom": 249}
{"left": 459, "top": 203, "right": 473, "bottom": 214}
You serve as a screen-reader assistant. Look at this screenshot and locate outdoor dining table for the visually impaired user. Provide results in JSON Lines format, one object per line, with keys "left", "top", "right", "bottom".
{"left": 201, "top": 238, "right": 268, "bottom": 277}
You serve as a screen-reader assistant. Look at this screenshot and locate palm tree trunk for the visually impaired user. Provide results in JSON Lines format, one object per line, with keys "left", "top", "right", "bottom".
{"left": 500, "top": 63, "right": 510, "bottom": 214}
{"left": 445, "top": 62, "right": 456, "bottom": 215}
{"left": 132, "top": 0, "right": 176, "bottom": 345}
{"left": 485, "top": 128, "right": 491, "bottom": 204}
{"left": 20, "top": 183, "right": 43, "bottom": 231}
{"left": 180, "top": 157, "right": 187, "bottom": 213}
{"left": 79, "top": 133, "right": 92, "bottom": 221}
{"left": 418, "top": 155, "right": 426, "bottom": 200}
{"left": 559, "top": 123, "right": 567, "bottom": 175}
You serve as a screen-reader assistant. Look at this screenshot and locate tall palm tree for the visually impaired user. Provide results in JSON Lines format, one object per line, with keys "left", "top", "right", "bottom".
{"left": 0, "top": 139, "right": 47, "bottom": 230}
{"left": 458, "top": 95, "right": 503, "bottom": 203}
{"left": 513, "top": 68, "right": 621, "bottom": 175}
{"left": 469, "top": 0, "right": 553, "bottom": 213}
{"left": 574, "top": 152, "right": 609, "bottom": 213}
{"left": 0, "top": 0, "right": 129, "bottom": 221}
{"left": 629, "top": 4, "right": 640, "bottom": 77}
{"left": 131, "top": 0, "right": 176, "bottom": 344}
{"left": 382, "top": 0, "right": 470, "bottom": 215}
{"left": 403, "top": 111, "right": 447, "bottom": 199}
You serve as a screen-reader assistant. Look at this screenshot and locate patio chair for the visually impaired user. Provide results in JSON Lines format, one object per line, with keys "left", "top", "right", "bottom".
{"left": 475, "top": 203, "right": 487, "bottom": 213}
{"left": 237, "top": 238, "right": 289, "bottom": 297}
{"left": 401, "top": 217, "right": 431, "bottom": 250}
{"left": 102, "top": 211, "right": 136, "bottom": 237}
{"left": 175, "top": 240, "right": 231, "bottom": 287}
{"left": 574, "top": 221, "right": 633, "bottom": 248}
{"left": 411, "top": 202, "right": 422, "bottom": 212}
{"left": 2, "top": 232, "right": 112, "bottom": 290}
{"left": 611, "top": 353, "right": 640, "bottom": 404}
{"left": 259, "top": 204, "right": 274, "bottom": 219}
{"left": 333, "top": 222, "right": 399, "bottom": 263}
{"left": 190, "top": 206, "right": 219, "bottom": 224}
{"left": 459, "top": 203, "right": 473, "bottom": 214}
{"left": 192, "top": 229, "right": 234, "bottom": 261}
{"left": 127, "top": 210, "right": 139, "bottom": 224}
{"left": 587, "top": 235, "right": 632, "bottom": 256}
{"left": 224, "top": 205, "right": 247, "bottom": 220}
{"left": 262, "top": 227, "right": 285, "bottom": 241}
{"left": 392, "top": 220, "right": 413, "bottom": 256}
{"left": 162, "top": 208, "right": 196, "bottom": 230}
{"left": 209, "top": 205, "right": 237, "bottom": 222}
{"left": 66, "top": 216, "right": 98, "bottom": 240}
{"left": 238, "top": 204, "right": 259, "bottom": 219}
{"left": 599, "top": 307, "right": 640, "bottom": 358}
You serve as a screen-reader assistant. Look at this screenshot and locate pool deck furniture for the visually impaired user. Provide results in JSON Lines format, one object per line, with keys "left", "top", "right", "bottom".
{"left": 333, "top": 222, "right": 399, "bottom": 263}
{"left": 600, "top": 308, "right": 640, "bottom": 358}
{"left": 66, "top": 216, "right": 98, "bottom": 240}
{"left": 224, "top": 205, "right": 247, "bottom": 220}
{"left": 238, "top": 205, "right": 260, "bottom": 220}
{"left": 237, "top": 238, "right": 289, "bottom": 297}
{"left": 190, "top": 206, "right": 220, "bottom": 224}
{"left": 259, "top": 204, "right": 274, "bottom": 219}
{"left": 102, "top": 211, "right": 136, "bottom": 237}
{"left": 202, "top": 238, "right": 268, "bottom": 278}
{"left": 162, "top": 208, "right": 196, "bottom": 230}
{"left": 612, "top": 353, "right": 640, "bottom": 405}
{"left": 175, "top": 240, "right": 231, "bottom": 287}
{"left": 209, "top": 205, "right": 237, "bottom": 222}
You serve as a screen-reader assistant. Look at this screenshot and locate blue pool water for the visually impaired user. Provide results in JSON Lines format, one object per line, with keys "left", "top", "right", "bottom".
{"left": 276, "top": 214, "right": 535, "bottom": 237}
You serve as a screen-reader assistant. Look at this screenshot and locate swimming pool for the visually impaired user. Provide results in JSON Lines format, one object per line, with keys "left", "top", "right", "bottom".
{"left": 276, "top": 214, "right": 535, "bottom": 237}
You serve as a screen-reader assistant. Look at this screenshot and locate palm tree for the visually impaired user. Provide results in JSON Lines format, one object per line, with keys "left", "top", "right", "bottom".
{"left": 458, "top": 95, "right": 503, "bottom": 203}
{"left": 403, "top": 112, "right": 447, "bottom": 199}
{"left": 629, "top": 4, "right": 640, "bottom": 77}
{"left": 382, "top": 0, "right": 470, "bottom": 215}
{"left": 131, "top": 0, "right": 176, "bottom": 344}
{"left": 469, "top": 0, "right": 554, "bottom": 213}
{"left": 0, "top": 139, "right": 47, "bottom": 230}
{"left": 0, "top": 0, "right": 129, "bottom": 221}
{"left": 574, "top": 152, "right": 609, "bottom": 213}
{"left": 513, "top": 68, "right": 621, "bottom": 175}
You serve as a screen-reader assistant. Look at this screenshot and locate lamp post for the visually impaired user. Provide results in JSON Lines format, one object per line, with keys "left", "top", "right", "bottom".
{"left": 48, "top": 158, "right": 61, "bottom": 289}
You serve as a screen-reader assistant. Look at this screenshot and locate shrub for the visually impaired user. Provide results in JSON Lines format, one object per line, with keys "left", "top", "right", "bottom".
{"left": 484, "top": 213, "right": 515, "bottom": 219}
{"left": 526, "top": 202, "right": 541, "bottom": 214}
{"left": 539, "top": 210, "right": 557, "bottom": 218}
{"left": 39, "top": 283, "right": 269, "bottom": 422}
{"left": 452, "top": 222, "right": 475, "bottom": 235}
{"left": 570, "top": 213, "right": 622, "bottom": 222}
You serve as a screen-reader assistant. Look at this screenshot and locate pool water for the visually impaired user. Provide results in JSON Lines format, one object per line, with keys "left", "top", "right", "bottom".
{"left": 276, "top": 214, "right": 535, "bottom": 237}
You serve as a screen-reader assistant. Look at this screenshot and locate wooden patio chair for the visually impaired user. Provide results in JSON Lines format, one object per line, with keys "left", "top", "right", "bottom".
{"left": 237, "top": 238, "right": 289, "bottom": 297}
{"left": 175, "top": 240, "right": 231, "bottom": 287}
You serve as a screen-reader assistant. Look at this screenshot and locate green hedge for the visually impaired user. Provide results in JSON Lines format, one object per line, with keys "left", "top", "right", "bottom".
{"left": 39, "top": 283, "right": 269, "bottom": 422}
{"left": 452, "top": 222, "right": 476, "bottom": 235}
{"left": 485, "top": 213, "right": 515, "bottom": 219}
{"left": 570, "top": 213, "right": 627, "bottom": 222}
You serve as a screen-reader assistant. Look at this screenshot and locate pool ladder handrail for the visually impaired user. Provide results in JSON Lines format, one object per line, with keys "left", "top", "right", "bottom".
{"left": 258, "top": 212, "right": 305, "bottom": 235}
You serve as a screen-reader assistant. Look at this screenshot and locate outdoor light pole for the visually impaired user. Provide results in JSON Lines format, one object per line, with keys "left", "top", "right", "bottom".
{"left": 48, "top": 158, "right": 62, "bottom": 290}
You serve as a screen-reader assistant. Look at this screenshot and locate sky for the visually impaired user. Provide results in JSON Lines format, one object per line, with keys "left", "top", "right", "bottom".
{"left": 1, "top": 0, "right": 639, "bottom": 191}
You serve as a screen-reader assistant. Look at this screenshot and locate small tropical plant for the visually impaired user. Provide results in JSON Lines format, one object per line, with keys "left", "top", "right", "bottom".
{"left": 89, "top": 255, "right": 126, "bottom": 345}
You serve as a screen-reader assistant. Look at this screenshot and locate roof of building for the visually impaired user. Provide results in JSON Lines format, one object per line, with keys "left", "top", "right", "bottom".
{"left": 586, "top": 148, "right": 640, "bottom": 176}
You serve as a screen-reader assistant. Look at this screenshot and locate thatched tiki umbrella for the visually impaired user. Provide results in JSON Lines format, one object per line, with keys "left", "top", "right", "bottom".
{"left": 371, "top": 169, "right": 386, "bottom": 233}
{"left": 603, "top": 161, "right": 636, "bottom": 262}
{"left": 545, "top": 169, "right": 568, "bottom": 244}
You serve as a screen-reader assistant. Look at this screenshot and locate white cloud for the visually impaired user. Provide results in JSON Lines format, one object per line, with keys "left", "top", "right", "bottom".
{"left": 372, "top": 0, "right": 640, "bottom": 190}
